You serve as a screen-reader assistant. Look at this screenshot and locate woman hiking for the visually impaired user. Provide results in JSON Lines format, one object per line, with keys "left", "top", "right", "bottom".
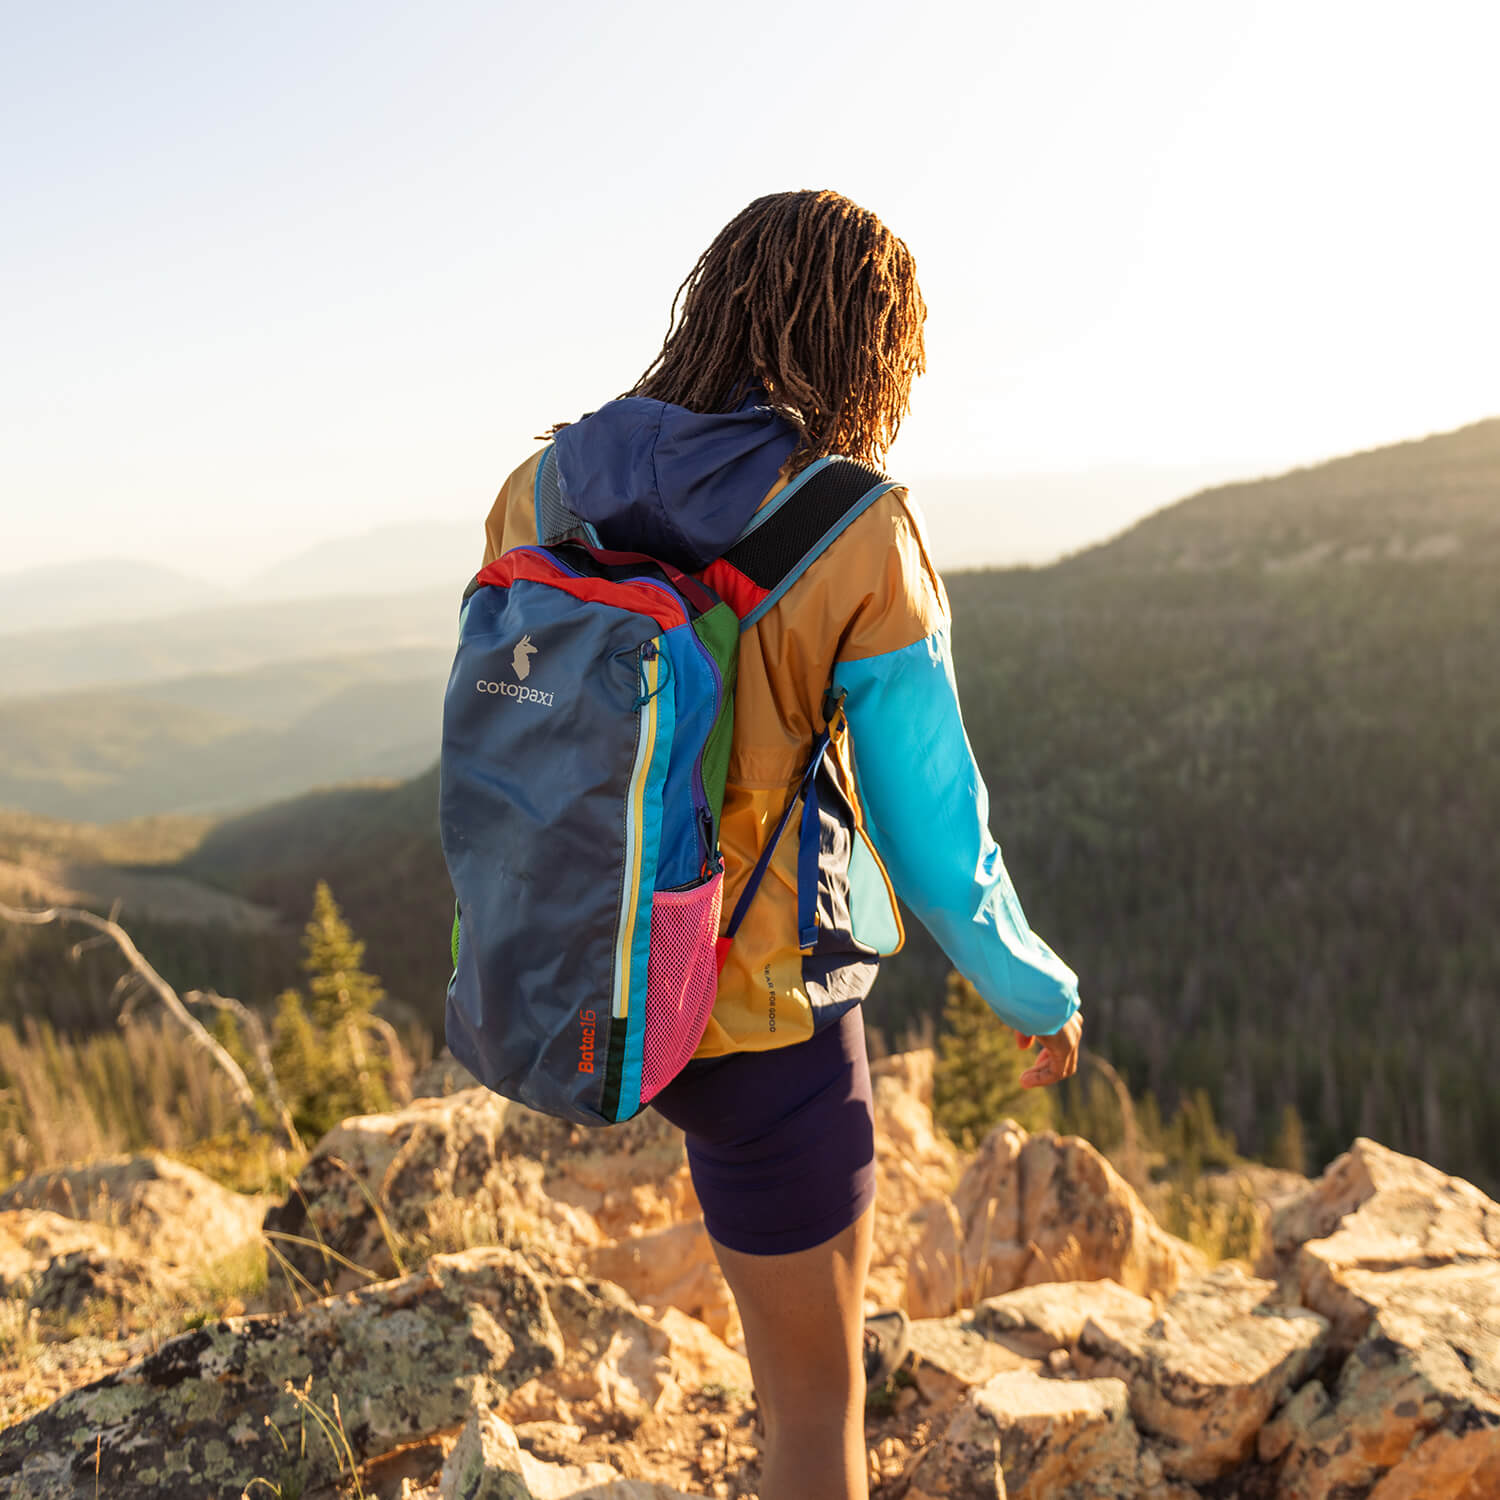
{"left": 476, "top": 189, "right": 1083, "bottom": 1500}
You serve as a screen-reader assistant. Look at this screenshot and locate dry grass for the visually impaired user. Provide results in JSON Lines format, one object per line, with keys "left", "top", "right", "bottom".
{"left": 0, "top": 1018, "right": 245, "bottom": 1186}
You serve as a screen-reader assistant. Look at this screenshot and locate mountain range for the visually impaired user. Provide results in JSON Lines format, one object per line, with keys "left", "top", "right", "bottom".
{"left": 2, "top": 417, "right": 1496, "bottom": 1193}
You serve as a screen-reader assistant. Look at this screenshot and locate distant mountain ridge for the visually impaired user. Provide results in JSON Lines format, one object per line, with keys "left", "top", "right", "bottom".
{"left": 1068, "top": 416, "right": 1500, "bottom": 572}
{"left": 0, "top": 588, "right": 456, "bottom": 700}
{"left": 0, "top": 559, "right": 217, "bottom": 636}
{"left": 0, "top": 647, "right": 450, "bottom": 820}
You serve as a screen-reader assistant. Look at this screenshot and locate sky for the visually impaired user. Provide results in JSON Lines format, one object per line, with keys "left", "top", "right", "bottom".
{"left": 3, "top": 0, "right": 1498, "bottom": 581}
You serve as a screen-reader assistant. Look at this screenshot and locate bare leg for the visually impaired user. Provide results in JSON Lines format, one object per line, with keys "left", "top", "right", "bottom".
{"left": 711, "top": 1203, "right": 876, "bottom": 1500}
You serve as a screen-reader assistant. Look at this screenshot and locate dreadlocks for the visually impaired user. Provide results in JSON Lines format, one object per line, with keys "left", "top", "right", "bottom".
{"left": 625, "top": 190, "right": 927, "bottom": 472}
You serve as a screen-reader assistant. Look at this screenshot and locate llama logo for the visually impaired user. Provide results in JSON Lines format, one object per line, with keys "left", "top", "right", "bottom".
{"left": 511, "top": 636, "right": 538, "bottom": 681}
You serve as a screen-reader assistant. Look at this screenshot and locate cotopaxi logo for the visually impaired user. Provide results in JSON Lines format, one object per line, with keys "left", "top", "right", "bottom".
{"left": 476, "top": 679, "right": 554, "bottom": 707}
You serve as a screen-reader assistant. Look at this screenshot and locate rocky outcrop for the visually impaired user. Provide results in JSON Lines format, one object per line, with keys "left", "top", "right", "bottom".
{"left": 907, "top": 1369, "right": 1147, "bottom": 1500}
{"left": 0, "top": 1247, "right": 563, "bottom": 1500}
{"left": 264, "top": 1090, "right": 695, "bottom": 1297}
{"left": 1273, "top": 1257, "right": 1500, "bottom": 1499}
{"left": 0, "top": 1154, "right": 265, "bottom": 1272}
{"left": 906, "top": 1121, "right": 1203, "bottom": 1319}
{"left": 1075, "top": 1262, "right": 1326, "bottom": 1482}
{"left": 7, "top": 1061, "right": 1500, "bottom": 1500}
{"left": 1260, "top": 1136, "right": 1500, "bottom": 1357}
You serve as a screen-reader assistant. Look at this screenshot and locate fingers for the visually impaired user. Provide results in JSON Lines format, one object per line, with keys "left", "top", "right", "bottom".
{"left": 1019, "top": 1028, "right": 1082, "bottom": 1090}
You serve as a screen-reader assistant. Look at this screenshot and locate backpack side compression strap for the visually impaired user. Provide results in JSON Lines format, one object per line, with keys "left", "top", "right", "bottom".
{"left": 704, "top": 457, "right": 901, "bottom": 631}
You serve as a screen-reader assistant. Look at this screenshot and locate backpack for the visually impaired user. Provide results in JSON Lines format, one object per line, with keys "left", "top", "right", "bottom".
{"left": 440, "top": 448, "right": 899, "bottom": 1125}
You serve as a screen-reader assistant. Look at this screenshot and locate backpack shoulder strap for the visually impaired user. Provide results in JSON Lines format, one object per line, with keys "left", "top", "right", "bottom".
{"left": 706, "top": 457, "right": 902, "bottom": 630}
{"left": 534, "top": 444, "right": 602, "bottom": 548}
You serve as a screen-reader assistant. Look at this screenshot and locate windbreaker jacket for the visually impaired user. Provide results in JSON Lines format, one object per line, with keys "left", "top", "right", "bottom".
{"left": 482, "top": 397, "right": 1080, "bottom": 1058}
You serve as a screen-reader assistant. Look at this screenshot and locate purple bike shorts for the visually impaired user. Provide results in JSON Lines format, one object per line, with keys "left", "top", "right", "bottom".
{"left": 649, "top": 1006, "right": 876, "bottom": 1256}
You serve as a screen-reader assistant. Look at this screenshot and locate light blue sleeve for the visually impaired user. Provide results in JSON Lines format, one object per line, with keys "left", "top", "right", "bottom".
{"left": 831, "top": 627, "right": 1081, "bottom": 1037}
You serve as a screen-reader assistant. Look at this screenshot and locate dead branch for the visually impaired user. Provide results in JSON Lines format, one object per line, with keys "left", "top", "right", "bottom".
{"left": 186, "top": 989, "right": 305, "bottom": 1154}
{"left": 1083, "top": 1047, "right": 1147, "bottom": 1194}
{"left": 365, "top": 1014, "right": 414, "bottom": 1106}
{"left": 0, "top": 899, "right": 297, "bottom": 1150}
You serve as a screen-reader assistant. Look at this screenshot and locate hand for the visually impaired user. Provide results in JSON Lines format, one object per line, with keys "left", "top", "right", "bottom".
{"left": 1015, "top": 1012, "right": 1083, "bottom": 1089}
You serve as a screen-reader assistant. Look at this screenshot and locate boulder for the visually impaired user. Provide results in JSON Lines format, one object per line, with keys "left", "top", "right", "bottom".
{"left": 440, "top": 1402, "right": 533, "bottom": 1499}
{"left": 867, "top": 1049, "right": 961, "bottom": 1308}
{"left": 906, "top": 1313, "right": 1037, "bottom": 1406}
{"left": 1261, "top": 1137, "right": 1500, "bottom": 1359}
{"left": 0, "top": 1209, "right": 130, "bottom": 1296}
{"left": 535, "top": 1276, "right": 675, "bottom": 1423}
{"left": 972, "top": 1278, "right": 1156, "bottom": 1357}
{"left": 905, "top": 1122, "right": 1202, "bottom": 1319}
{"left": 0, "top": 1155, "right": 265, "bottom": 1272}
{"left": 906, "top": 1369, "right": 1143, "bottom": 1500}
{"left": 1275, "top": 1258, "right": 1500, "bottom": 1500}
{"left": 264, "top": 1089, "right": 694, "bottom": 1296}
{"left": 0, "top": 1247, "right": 563, "bottom": 1500}
{"left": 1074, "top": 1262, "right": 1326, "bottom": 1482}
{"left": 412, "top": 1049, "right": 482, "bottom": 1099}
{"left": 582, "top": 1218, "right": 740, "bottom": 1347}
{"left": 26, "top": 1246, "right": 187, "bottom": 1320}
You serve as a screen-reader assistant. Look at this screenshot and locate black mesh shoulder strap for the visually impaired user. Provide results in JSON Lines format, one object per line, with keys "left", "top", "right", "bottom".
{"left": 718, "top": 458, "right": 898, "bottom": 629}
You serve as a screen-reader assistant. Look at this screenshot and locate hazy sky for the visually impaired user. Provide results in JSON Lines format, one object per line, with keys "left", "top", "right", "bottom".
{"left": 4, "top": 0, "right": 1497, "bottom": 581}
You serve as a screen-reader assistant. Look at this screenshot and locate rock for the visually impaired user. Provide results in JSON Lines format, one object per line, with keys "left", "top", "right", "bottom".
{"left": 583, "top": 1218, "right": 740, "bottom": 1348}
{"left": 563, "top": 1487, "right": 700, "bottom": 1500}
{"left": 1256, "top": 1378, "right": 1330, "bottom": 1463}
{"left": 26, "top": 1246, "right": 187, "bottom": 1319}
{"left": 868, "top": 1049, "right": 960, "bottom": 1308}
{"left": 440, "top": 1402, "right": 533, "bottom": 1498}
{"left": 413, "top": 1049, "right": 482, "bottom": 1098}
{"left": 0, "top": 1209, "right": 129, "bottom": 1296}
{"left": 652, "top": 1307, "right": 751, "bottom": 1394}
{"left": 0, "top": 1154, "right": 265, "bottom": 1272}
{"left": 1276, "top": 1258, "right": 1500, "bottom": 1500}
{"left": 517, "top": 1452, "right": 620, "bottom": 1499}
{"left": 906, "top": 1313, "right": 1036, "bottom": 1406}
{"left": 906, "top": 1369, "right": 1142, "bottom": 1499}
{"left": 538, "top": 1277, "right": 675, "bottom": 1423}
{"left": 972, "top": 1278, "right": 1156, "bottom": 1357}
{"left": 1074, "top": 1262, "right": 1326, "bottom": 1482}
{"left": 905, "top": 1122, "right": 1202, "bottom": 1320}
{"left": 1262, "top": 1137, "right": 1500, "bottom": 1359}
{"left": 0, "top": 1247, "right": 563, "bottom": 1500}
{"left": 265, "top": 1089, "right": 694, "bottom": 1296}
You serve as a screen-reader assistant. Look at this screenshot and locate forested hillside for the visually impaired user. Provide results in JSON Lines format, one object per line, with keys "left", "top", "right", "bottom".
{"left": 0, "top": 648, "right": 450, "bottom": 820}
{"left": 6, "top": 419, "right": 1497, "bottom": 1191}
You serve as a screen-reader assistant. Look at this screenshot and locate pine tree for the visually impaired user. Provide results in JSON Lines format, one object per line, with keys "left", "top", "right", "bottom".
{"left": 932, "top": 973, "right": 1053, "bottom": 1149}
{"left": 267, "top": 883, "right": 397, "bottom": 1141}
{"left": 270, "top": 989, "right": 323, "bottom": 1139}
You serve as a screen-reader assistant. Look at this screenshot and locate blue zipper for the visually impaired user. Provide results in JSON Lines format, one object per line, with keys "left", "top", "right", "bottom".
{"left": 632, "top": 578, "right": 723, "bottom": 875}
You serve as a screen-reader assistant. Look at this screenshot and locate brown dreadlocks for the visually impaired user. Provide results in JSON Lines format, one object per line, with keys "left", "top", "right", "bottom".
{"left": 626, "top": 190, "right": 927, "bottom": 472}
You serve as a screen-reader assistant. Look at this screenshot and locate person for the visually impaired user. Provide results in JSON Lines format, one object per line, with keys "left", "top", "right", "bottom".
{"left": 481, "top": 190, "right": 1083, "bottom": 1500}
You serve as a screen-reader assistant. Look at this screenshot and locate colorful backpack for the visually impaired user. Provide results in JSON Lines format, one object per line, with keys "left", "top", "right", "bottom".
{"left": 440, "top": 449, "right": 899, "bottom": 1125}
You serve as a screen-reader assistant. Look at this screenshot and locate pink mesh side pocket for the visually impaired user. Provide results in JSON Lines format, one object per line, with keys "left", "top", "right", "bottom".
{"left": 639, "top": 870, "right": 724, "bottom": 1104}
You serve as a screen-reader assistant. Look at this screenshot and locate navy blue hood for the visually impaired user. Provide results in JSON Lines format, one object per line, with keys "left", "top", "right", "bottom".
{"left": 553, "top": 393, "right": 798, "bottom": 570}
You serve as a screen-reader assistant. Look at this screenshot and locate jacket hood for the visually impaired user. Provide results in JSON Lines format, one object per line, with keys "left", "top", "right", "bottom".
{"left": 553, "top": 393, "right": 798, "bottom": 570}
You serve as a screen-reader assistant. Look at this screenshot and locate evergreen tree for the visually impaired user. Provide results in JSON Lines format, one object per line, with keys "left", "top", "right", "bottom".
{"left": 268, "top": 883, "right": 397, "bottom": 1141}
{"left": 932, "top": 973, "right": 1053, "bottom": 1149}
